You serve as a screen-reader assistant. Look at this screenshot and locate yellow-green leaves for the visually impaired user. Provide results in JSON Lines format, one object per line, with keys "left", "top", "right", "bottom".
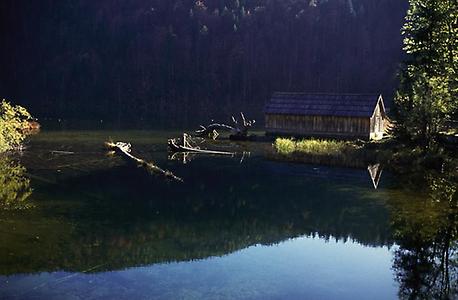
{"left": 0, "top": 100, "right": 32, "bottom": 153}
{"left": 274, "top": 137, "right": 350, "bottom": 156}
{"left": 394, "top": 0, "right": 458, "bottom": 144}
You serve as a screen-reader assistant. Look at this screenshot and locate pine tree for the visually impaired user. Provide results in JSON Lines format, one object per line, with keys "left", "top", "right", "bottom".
{"left": 394, "top": 0, "right": 458, "bottom": 144}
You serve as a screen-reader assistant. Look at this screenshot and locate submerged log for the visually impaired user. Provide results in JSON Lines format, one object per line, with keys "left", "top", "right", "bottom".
{"left": 51, "top": 150, "right": 75, "bottom": 155}
{"left": 105, "top": 141, "right": 183, "bottom": 182}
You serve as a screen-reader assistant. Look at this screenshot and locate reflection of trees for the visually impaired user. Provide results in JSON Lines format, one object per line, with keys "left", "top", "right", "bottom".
{"left": 391, "top": 171, "right": 458, "bottom": 299}
{"left": 0, "top": 164, "right": 391, "bottom": 275}
{"left": 0, "top": 155, "right": 32, "bottom": 210}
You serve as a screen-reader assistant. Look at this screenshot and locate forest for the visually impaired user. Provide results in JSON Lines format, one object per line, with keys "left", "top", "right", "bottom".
{"left": 0, "top": 0, "right": 408, "bottom": 127}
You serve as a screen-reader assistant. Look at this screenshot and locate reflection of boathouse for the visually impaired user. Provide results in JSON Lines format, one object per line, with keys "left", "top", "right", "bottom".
{"left": 265, "top": 161, "right": 384, "bottom": 189}
{"left": 265, "top": 93, "right": 388, "bottom": 140}
{"left": 367, "top": 164, "right": 383, "bottom": 189}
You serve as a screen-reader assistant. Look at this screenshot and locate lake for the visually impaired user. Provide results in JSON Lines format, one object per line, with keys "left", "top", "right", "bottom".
{"left": 0, "top": 131, "right": 456, "bottom": 299}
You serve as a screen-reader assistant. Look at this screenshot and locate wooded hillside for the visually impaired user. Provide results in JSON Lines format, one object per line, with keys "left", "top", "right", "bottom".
{"left": 0, "top": 0, "right": 408, "bottom": 127}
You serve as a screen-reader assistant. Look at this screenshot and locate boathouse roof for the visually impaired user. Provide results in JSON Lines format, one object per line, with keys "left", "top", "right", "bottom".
{"left": 265, "top": 93, "right": 384, "bottom": 118}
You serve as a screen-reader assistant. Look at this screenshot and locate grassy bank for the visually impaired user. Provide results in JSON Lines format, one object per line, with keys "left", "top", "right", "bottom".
{"left": 273, "top": 137, "right": 458, "bottom": 181}
{"left": 271, "top": 137, "right": 393, "bottom": 169}
{"left": 274, "top": 138, "right": 356, "bottom": 156}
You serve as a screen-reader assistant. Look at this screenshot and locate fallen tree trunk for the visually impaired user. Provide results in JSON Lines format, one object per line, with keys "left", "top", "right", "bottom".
{"left": 105, "top": 141, "right": 183, "bottom": 182}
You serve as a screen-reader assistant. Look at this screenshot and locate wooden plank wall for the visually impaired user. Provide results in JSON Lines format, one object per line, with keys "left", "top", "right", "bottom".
{"left": 369, "top": 102, "right": 385, "bottom": 140}
{"left": 265, "top": 114, "right": 370, "bottom": 138}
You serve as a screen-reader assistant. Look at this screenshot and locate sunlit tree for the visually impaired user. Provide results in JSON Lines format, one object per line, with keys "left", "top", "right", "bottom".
{"left": 394, "top": 0, "right": 458, "bottom": 145}
{"left": 0, "top": 100, "right": 32, "bottom": 152}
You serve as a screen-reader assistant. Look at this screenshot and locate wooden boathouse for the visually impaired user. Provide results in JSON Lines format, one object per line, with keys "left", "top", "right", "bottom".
{"left": 265, "top": 93, "right": 387, "bottom": 140}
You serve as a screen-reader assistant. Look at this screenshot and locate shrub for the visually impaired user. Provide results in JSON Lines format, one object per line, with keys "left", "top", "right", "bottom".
{"left": 274, "top": 138, "right": 296, "bottom": 154}
{"left": 274, "top": 137, "right": 348, "bottom": 156}
{"left": 0, "top": 100, "right": 32, "bottom": 152}
{"left": 295, "top": 139, "right": 345, "bottom": 155}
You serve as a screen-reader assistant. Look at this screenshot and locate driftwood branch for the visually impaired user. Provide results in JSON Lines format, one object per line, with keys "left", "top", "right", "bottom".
{"left": 195, "top": 123, "right": 234, "bottom": 139}
{"left": 231, "top": 112, "right": 255, "bottom": 137}
{"left": 105, "top": 141, "right": 183, "bottom": 182}
{"left": 195, "top": 112, "right": 255, "bottom": 140}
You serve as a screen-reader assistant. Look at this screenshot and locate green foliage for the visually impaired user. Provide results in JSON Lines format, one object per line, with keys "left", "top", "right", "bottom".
{"left": 274, "top": 138, "right": 296, "bottom": 154}
{"left": 274, "top": 138, "right": 349, "bottom": 156}
{"left": 402, "top": 0, "right": 458, "bottom": 77}
{"left": 0, "top": 100, "right": 32, "bottom": 153}
{"left": 0, "top": 156, "right": 32, "bottom": 210}
{"left": 394, "top": 0, "right": 458, "bottom": 145}
{"left": 396, "top": 73, "right": 454, "bottom": 142}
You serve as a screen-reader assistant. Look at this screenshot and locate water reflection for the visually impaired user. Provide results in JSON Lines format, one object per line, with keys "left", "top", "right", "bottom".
{"left": 390, "top": 170, "right": 458, "bottom": 299}
{"left": 3, "top": 131, "right": 458, "bottom": 299}
{"left": 168, "top": 151, "right": 251, "bottom": 164}
{"left": 0, "top": 155, "right": 32, "bottom": 210}
{"left": 368, "top": 163, "right": 383, "bottom": 189}
{"left": 0, "top": 156, "right": 392, "bottom": 275}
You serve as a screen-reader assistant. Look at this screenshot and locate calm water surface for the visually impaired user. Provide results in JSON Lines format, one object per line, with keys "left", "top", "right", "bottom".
{"left": 0, "top": 131, "right": 456, "bottom": 299}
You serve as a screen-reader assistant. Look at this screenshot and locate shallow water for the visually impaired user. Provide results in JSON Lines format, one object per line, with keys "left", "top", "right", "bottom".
{"left": 0, "top": 131, "right": 456, "bottom": 299}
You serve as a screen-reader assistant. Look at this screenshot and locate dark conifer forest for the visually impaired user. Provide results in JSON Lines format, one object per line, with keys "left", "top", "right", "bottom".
{"left": 0, "top": 0, "right": 408, "bottom": 127}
